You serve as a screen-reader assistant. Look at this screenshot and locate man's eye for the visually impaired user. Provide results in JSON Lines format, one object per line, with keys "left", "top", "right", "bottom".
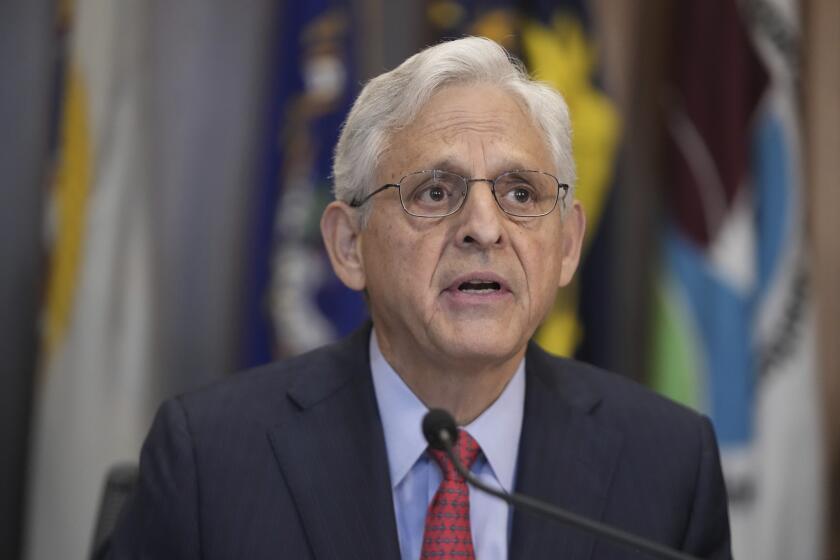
{"left": 416, "top": 184, "right": 451, "bottom": 203}
{"left": 512, "top": 188, "right": 532, "bottom": 203}
{"left": 504, "top": 185, "right": 537, "bottom": 205}
{"left": 427, "top": 186, "right": 446, "bottom": 201}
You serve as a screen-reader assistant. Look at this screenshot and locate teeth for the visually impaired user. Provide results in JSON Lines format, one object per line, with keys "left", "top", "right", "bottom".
{"left": 459, "top": 281, "right": 501, "bottom": 291}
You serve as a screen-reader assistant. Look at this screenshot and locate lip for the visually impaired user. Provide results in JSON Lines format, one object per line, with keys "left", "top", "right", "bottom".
{"left": 441, "top": 271, "right": 512, "bottom": 305}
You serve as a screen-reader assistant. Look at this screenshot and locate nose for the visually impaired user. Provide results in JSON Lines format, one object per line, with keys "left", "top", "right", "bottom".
{"left": 454, "top": 179, "right": 505, "bottom": 249}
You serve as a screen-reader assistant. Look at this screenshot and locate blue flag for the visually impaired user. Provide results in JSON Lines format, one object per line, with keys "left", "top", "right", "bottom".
{"left": 241, "top": 0, "right": 367, "bottom": 366}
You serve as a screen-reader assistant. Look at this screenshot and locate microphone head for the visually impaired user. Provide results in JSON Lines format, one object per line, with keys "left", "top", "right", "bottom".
{"left": 422, "top": 408, "right": 458, "bottom": 451}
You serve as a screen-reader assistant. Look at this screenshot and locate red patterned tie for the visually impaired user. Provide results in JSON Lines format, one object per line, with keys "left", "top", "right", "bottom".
{"left": 420, "top": 429, "right": 481, "bottom": 559}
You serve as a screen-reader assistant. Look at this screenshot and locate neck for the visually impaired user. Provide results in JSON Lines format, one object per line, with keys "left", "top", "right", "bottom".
{"left": 374, "top": 330, "right": 524, "bottom": 425}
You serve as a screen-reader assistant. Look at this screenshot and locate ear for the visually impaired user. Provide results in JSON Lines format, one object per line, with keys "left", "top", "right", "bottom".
{"left": 321, "top": 201, "right": 367, "bottom": 291}
{"left": 557, "top": 200, "right": 586, "bottom": 288}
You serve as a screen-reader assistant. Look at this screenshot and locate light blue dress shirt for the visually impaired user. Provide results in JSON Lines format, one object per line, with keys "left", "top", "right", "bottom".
{"left": 369, "top": 329, "right": 525, "bottom": 560}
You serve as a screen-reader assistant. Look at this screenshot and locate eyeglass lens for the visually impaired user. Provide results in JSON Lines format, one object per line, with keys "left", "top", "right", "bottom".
{"left": 399, "top": 170, "right": 560, "bottom": 217}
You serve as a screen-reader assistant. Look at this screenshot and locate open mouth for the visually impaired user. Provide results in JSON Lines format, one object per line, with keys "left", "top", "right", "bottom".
{"left": 458, "top": 280, "right": 502, "bottom": 293}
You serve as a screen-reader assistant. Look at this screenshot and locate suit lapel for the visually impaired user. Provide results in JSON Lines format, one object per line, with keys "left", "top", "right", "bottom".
{"left": 509, "top": 344, "right": 624, "bottom": 560}
{"left": 267, "top": 325, "right": 401, "bottom": 560}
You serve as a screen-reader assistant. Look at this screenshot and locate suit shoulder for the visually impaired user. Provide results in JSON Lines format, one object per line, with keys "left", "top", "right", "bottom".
{"left": 171, "top": 337, "right": 364, "bottom": 428}
{"left": 529, "top": 346, "right": 707, "bottom": 431}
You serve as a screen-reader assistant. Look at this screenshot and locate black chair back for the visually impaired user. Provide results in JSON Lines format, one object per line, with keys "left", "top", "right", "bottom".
{"left": 90, "top": 464, "right": 138, "bottom": 560}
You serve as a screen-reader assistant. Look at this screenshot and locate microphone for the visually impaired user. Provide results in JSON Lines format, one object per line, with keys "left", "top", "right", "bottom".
{"left": 422, "top": 409, "right": 700, "bottom": 560}
{"left": 422, "top": 408, "right": 459, "bottom": 451}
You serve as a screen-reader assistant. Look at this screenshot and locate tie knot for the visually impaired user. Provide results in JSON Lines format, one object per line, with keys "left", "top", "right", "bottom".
{"left": 428, "top": 429, "right": 481, "bottom": 481}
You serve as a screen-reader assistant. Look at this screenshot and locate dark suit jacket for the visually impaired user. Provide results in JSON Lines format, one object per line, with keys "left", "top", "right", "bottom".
{"left": 108, "top": 324, "right": 731, "bottom": 559}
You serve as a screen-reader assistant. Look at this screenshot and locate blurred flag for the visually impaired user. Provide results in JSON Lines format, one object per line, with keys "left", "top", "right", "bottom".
{"left": 426, "top": 0, "right": 620, "bottom": 358}
{"left": 241, "top": 0, "right": 366, "bottom": 365}
{"left": 650, "top": 0, "right": 823, "bottom": 558}
{"left": 25, "top": 1, "right": 277, "bottom": 557}
{"left": 0, "top": 0, "right": 56, "bottom": 558}
{"left": 25, "top": 1, "right": 158, "bottom": 559}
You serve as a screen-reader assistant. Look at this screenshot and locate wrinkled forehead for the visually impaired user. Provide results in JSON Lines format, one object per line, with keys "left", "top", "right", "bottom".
{"left": 377, "top": 84, "right": 553, "bottom": 180}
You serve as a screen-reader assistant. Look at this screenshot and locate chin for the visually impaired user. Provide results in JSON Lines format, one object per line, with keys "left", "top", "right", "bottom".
{"left": 436, "top": 330, "right": 525, "bottom": 365}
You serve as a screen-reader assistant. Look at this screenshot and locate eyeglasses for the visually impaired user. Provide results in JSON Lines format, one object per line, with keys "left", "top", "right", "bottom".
{"left": 349, "top": 169, "right": 569, "bottom": 218}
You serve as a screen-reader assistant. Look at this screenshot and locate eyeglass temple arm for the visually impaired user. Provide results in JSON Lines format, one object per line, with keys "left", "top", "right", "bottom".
{"left": 349, "top": 184, "right": 400, "bottom": 207}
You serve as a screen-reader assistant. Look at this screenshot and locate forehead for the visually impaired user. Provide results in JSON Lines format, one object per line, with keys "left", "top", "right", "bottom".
{"left": 380, "top": 84, "right": 553, "bottom": 177}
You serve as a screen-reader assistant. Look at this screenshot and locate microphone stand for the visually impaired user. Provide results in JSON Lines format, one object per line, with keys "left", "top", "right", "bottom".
{"left": 437, "top": 430, "right": 701, "bottom": 560}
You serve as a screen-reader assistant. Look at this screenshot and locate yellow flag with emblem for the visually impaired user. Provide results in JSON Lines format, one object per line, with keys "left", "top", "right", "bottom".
{"left": 427, "top": 1, "right": 620, "bottom": 356}
{"left": 522, "top": 13, "right": 620, "bottom": 356}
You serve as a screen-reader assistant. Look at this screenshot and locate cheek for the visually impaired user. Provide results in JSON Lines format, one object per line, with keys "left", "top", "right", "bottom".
{"left": 365, "top": 228, "right": 402, "bottom": 289}
{"left": 364, "top": 220, "right": 440, "bottom": 297}
{"left": 516, "top": 228, "right": 565, "bottom": 299}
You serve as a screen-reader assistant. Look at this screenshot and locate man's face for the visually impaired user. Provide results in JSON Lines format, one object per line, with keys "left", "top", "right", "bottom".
{"left": 350, "top": 84, "right": 584, "bottom": 370}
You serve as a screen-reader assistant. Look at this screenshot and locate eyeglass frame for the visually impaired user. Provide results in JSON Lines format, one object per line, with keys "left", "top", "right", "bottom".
{"left": 348, "top": 169, "right": 570, "bottom": 218}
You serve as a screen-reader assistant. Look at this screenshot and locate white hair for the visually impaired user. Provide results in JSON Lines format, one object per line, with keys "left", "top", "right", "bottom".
{"left": 332, "top": 36, "right": 575, "bottom": 220}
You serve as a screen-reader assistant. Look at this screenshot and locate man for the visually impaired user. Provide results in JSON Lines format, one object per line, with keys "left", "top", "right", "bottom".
{"left": 109, "top": 37, "right": 731, "bottom": 559}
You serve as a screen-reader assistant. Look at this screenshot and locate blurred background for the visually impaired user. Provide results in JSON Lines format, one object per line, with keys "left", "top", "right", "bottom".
{"left": 1, "top": 0, "right": 838, "bottom": 559}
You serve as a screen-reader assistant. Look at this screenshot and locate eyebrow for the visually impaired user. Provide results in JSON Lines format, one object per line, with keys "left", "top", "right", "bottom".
{"left": 421, "top": 157, "right": 535, "bottom": 176}
{"left": 423, "top": 157, "right": 467, "bottom": 175}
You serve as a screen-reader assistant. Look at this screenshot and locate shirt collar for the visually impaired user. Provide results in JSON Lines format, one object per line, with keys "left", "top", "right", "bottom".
{"left": 462, "top": 356, "right": 525, "bottom": 493}
{"left": 369, "top": 328, "right": 525, "bottom": 493}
